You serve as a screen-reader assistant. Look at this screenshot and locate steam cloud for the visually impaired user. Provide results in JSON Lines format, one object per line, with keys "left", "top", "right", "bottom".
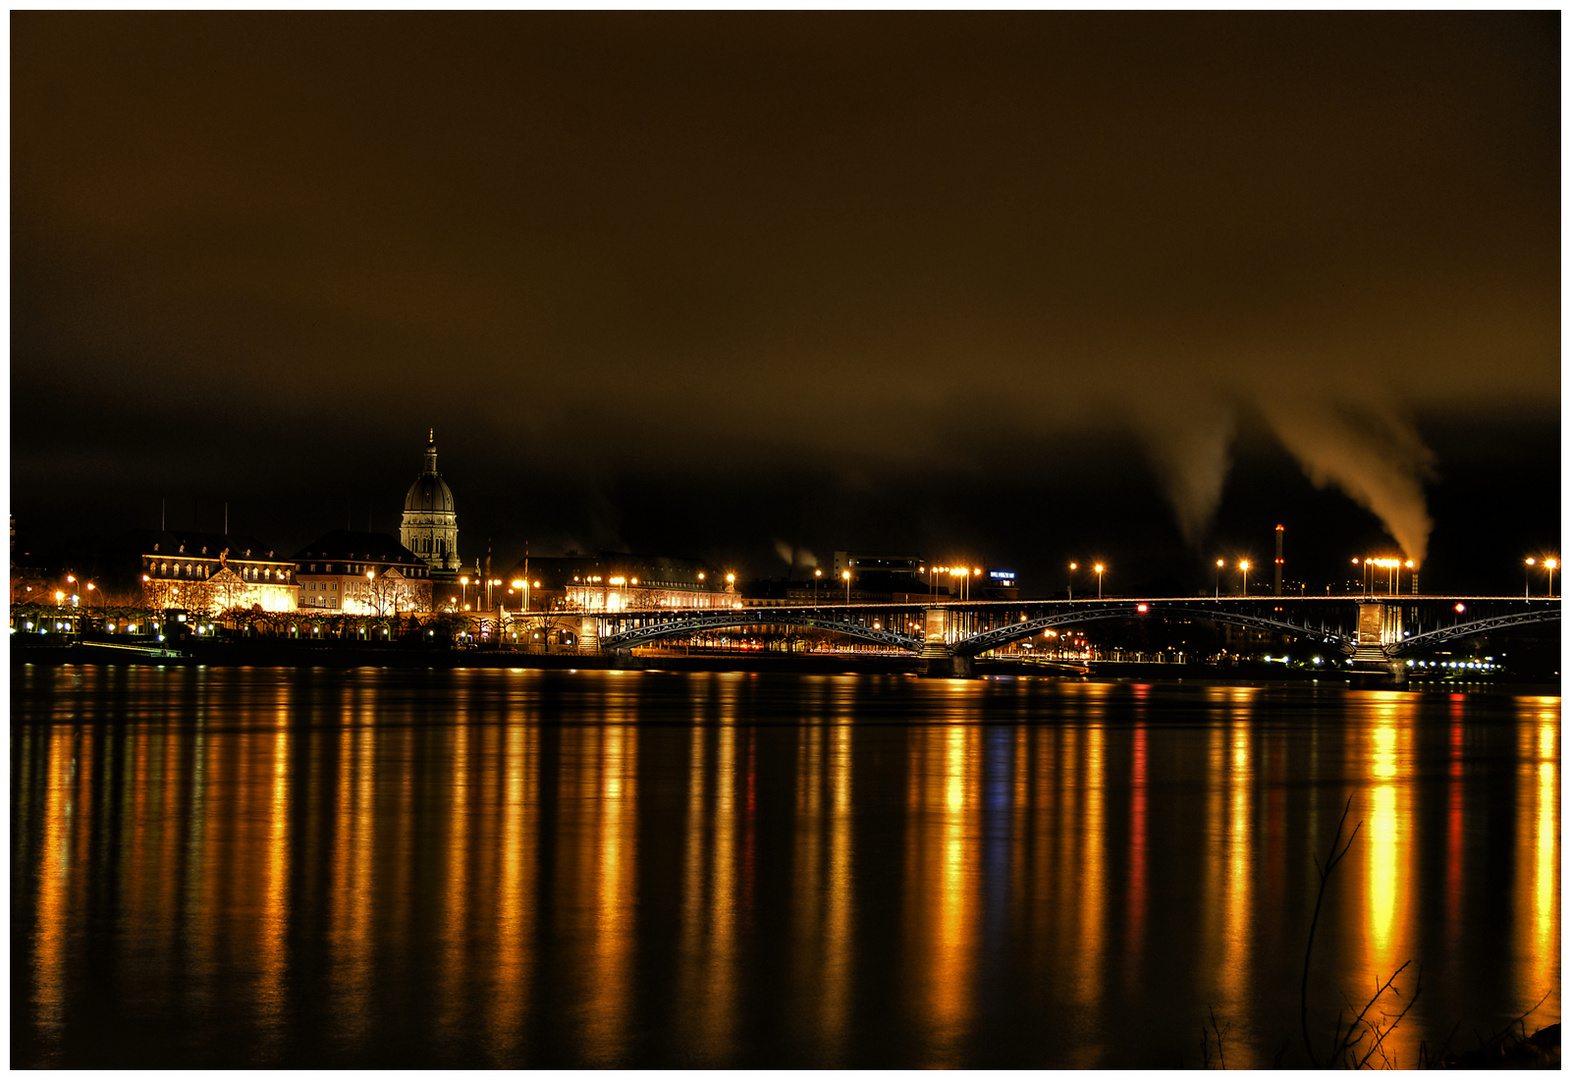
{"left": 773, "top": 540, "right": 819, "bottom": 572}
{"left": 1137, "top": 394, "right": 1236, "bottom": 546}
{"left": 1255, "top": 397, "right": 1435, "bottom": 566}
{"left": 1145, "top": 387, "right": 1436, "bottom": 565}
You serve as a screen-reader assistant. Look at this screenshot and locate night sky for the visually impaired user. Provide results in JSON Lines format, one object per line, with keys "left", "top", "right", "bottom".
{"left": 11, "top": 12, "right": 1560, "bottom": 595}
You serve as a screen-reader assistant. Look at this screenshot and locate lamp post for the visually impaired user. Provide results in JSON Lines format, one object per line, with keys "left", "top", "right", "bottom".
{"left": 513, "top": 578, "right": 528, "bottom": 614}
{"left": 460, "top": 575, "right": 469, "bottom": 611}
{"left": 1068, "top": 562, "right": 1076, "bottom": 601}
{"left": 1094, "top": 563, "right": 1105, "bottom": 599}
{"left": 366, "top": 569, "right": 376, "bottom": 616}
{"left": 814, "top": 567, "right": 822, "bottom": 606}
{"left": 1215, "top": 559, "right": 1224, "bottom": 599}
{"left": 1525, "top": 558, "right": 1535, "bottom": 599}
{"left": 843, "top": 569, "right": 851, "bottom": 604}
{"left": 1239, "top": 560, "right": 1250, "bottom": 597}
{"left": 1547, "top": 558, "right": 1559, "bottom": 597}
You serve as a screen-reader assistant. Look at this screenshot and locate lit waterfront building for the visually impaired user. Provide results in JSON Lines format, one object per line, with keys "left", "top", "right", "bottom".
{"left": 127, "top": 530, "right": 298, "bottom": 612}
{"left": 400, "top": 429, "right": 461, "bottom": 579}
{"left": 294, "top": 530, "right": 433, "bottom": 614}
{"left": 505, "top": 552, "right": 733, "bottom": 612}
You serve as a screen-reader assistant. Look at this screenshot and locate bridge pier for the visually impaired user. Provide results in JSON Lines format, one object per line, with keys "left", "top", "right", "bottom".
{"left": 1346, "top": 601, "right": 1405, "bottom": 679}
{"left": 918, "top": 652, "right": 974, "bottom": 678}
{"left": 916, "top": 608, "right": 976, "bottom": 677}
{"left": 576, "top": 616, "right": 600, "bottom": 656}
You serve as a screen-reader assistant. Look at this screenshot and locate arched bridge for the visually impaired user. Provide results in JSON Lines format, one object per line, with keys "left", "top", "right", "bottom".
{"left": 576, "top": 595, "right": 1559, "bottom": 676}
{"left": 596, "top": 607, "right": 924, "bottom": 653}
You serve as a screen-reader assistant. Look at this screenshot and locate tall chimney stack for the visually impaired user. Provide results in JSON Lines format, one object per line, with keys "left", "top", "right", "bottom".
{"left": 1274, "top": 524, "right": 1285, "bottom": 596}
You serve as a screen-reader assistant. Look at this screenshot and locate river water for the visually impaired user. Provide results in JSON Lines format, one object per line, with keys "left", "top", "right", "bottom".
{"left": 10, "top": 663, "right": 1560, "bottom": 1068}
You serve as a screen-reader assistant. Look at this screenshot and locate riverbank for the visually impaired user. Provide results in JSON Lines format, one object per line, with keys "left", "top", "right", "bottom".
{"left": 10, "top": 637, "right": 1558, "bottom": 691}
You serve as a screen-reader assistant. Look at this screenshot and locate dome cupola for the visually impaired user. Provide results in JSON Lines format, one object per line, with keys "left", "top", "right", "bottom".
{"left": 400, "top": 428, "right": 460, "bottom": 573}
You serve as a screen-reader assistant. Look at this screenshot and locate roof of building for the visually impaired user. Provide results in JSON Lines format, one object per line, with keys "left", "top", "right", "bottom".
{"left": 110, "top": 529, "right": 288, "bottom": 562}
{"left": 294, "top": 530, "right": 424, "bottom": 566}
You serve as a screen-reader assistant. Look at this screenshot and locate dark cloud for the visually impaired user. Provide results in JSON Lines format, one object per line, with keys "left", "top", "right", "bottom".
{"left": 10, "top": 12, "right": 1559, "bottom": 590}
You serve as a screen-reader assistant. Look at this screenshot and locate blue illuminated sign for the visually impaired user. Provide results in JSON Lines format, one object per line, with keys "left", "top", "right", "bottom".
{"left": 989, "top": 571, "right": 1016, "bottom": 581}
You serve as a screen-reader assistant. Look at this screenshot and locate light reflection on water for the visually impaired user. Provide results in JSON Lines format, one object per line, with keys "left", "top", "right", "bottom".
{"left": 10, "top": 665, "right": 1560, "bottom": 1069}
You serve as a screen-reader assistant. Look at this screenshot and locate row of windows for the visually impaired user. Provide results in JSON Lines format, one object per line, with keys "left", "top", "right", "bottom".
{"left": 303, "top": 562, "right": 426, "bottom": 578}
{"left": 144, "top": 559, "right": 290, "bottom": 581}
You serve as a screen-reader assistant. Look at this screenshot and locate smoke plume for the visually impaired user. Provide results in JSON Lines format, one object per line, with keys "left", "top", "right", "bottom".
{"left": 1141, "top": 382, "right": 1437, "bottom": 566}
{"left": 773, "top": 540, "right": 820, "bottom": 573}
{"left": 1136, "top": 394, "right": 1236, "bottom": 546}
{"left": 1255, "top": 397, "right": 1435, "bottom": 565}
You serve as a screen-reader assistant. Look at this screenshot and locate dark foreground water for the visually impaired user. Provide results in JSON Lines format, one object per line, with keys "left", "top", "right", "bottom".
{"left": 10, "top": 664, "right": 1560, "bottom": 1068}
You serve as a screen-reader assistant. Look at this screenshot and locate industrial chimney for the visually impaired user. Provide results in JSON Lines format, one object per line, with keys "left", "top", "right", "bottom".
{"left": 1274, "top": 524, "right": 1284, "bottom": 596}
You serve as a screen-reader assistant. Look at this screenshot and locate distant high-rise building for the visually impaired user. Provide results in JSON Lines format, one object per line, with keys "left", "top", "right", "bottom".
{"left": 400, "top": 429, "right": 460, "bottom": 577}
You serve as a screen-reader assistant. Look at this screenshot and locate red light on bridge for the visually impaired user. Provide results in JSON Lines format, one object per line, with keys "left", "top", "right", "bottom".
{"left": 1136, "top": 603, "right": 1149, "bottom": 613}
{"left": 1455, "top": 603, "right": 1466, "bottom": 614}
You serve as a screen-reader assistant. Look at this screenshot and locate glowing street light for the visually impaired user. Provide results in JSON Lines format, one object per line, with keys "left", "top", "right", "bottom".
{"left": 1215, "top": 558, "right": 1224, "bottom": 599}
{"left": 842, "top": 569, "right": 852, "bottom": 603}
{"left": 1525, "top": 558, "right": 1535, "bottom": 598}
{"left": 512, "top": 578, "right": 527, "bottom": 613}
{"left": 1094, "top": 563, "right": 1105, "bottom": 599}
{"left": 1547, "top": 558, "right": 1559, "bottom": 597}
{"left": 1239, "top": 559, "right": 1251, "bottom": 597}
{"left": 814, "top": 567, "right": 822, "bottom": 605}
{"left": 1068, "top": 562, "right": 1077, "bottom": 601}
{"left": 460, "top": 575, "right": 470, "bottom": 611}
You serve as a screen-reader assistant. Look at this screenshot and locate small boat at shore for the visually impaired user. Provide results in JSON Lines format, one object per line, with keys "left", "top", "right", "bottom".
{"left": 72, "top": 639, "right": 192, "bottom": 661}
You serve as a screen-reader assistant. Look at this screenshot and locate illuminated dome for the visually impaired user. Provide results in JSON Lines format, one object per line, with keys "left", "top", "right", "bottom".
{"left": 404, "top": 468, "right": 455, "bottom": 515}
{"left": 400, "top": 430, "right": 460, "bottom": 572}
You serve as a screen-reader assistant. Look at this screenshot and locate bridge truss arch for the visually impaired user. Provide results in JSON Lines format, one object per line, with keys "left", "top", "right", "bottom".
{"left": 596, "top": 608, "right": 925, "bottom": 653}
{"left": 955, "top": 602, "right": 1352, "bottom": 658}
{"left": 1386, "top": 608, "right": 1561, "bottom": 658}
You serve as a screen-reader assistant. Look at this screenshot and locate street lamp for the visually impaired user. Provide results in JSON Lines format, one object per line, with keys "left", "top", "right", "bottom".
{"left": 814, "top": 567, "right": 822, "bottom": 605}
{"left": 1239, "top": 560, "right": 1250, "bottom": 597}
{"left": 1215, "top": 559, "right": 1224, "bottom": 599}
{"left": 1068, "top": 562, "right": 1077, "bottom": 601}
{"left": 1525, "top": 558, "right": 1535, "bottom": 599}
{"left": 1547, "top": 558, "right": 1559, "bottom": 597}
{"left": 513, "top": 578, "right": 527, "bottom": 613}
{"left": 366, "top": 569, "right": 376, "bottom": 616}
{"left": 1094, "top": 563, "right": 1105, "bottom": 599}
{"left": 843, "top": 569, "right": 852, "bottom": 604}
{"left": 460, "top": 575, "right": 470, "bottom": 610}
